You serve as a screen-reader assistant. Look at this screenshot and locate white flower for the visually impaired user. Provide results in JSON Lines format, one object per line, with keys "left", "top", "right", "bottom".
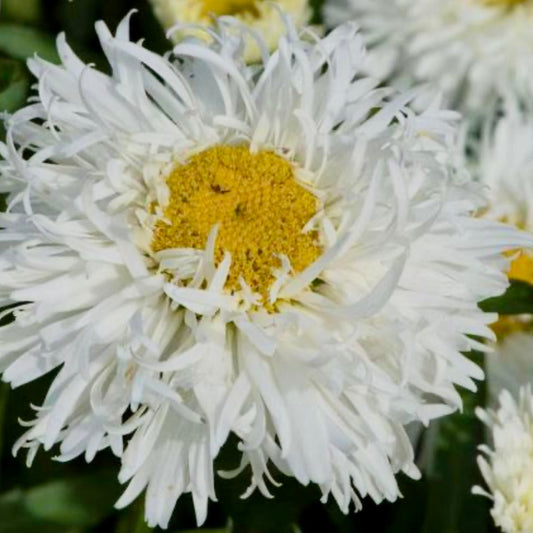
{"left": 474, "top": 385, "right": 533, "bottom": 533}
{"left": 325, "top": 0, "right": 533, "bottom": 120}
{"left": 477, "top": 102, "right": 533, "bottom": 231}
{"left": 473, "top": 99, "right": 533, "bottom": 345}
{"left": 475, "top": 102, "right": 533, "bottom": 289}
{"left": 486, "top": 333, "right": 533, "bottom": 404}
{"left": 0, "top": 10, "right": 529, "bottom": 529}
{"left": 474, "top": 101, "right": 533, "bottom": 417}
{"left": 149, "top": 0, "right": 311, "bottom": 62}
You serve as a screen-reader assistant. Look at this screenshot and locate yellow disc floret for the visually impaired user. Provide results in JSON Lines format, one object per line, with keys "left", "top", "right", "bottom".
{"left": 152, "top": 145, "right": 322, "bottom": 303}
{"left": 202, "top": 0, "right": 260, "bottom": 17}
{"left": 508, "top": 249, "right": 533, "bottom": 285}
{"left": 492, "top": 249, "right": 533, "bottom": 340}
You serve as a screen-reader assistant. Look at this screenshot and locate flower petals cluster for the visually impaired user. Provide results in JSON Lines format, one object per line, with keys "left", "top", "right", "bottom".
{"left": 325, "top": 0, "right": 533, "bottom": 119}
{"left": 474, "top": 386, "right": 533, "bottom": 533}
{"left": 475, "top": 102, "right": 533, "bottom": 230}
{"left": 149, "top": 0, "right": 311, "bottom": 62}
{"left": 0, "top": 11, "right": 528, "bottom": 528}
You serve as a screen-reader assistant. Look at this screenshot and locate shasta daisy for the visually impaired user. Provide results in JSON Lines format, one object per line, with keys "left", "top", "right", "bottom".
{"left": 149, "top": 0, "right": 311, "bottom": 63}
{"left": 325, "top": 0, "right": 533, "bottom": 120}
{"left": 474, "top": 386, "right": 533, "bottom": 533}
{"left": 0, "top": 11, "right": 529, "bottom": 528}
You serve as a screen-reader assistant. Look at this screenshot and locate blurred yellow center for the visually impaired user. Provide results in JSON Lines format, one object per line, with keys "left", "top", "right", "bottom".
{"left": 152, "top": 145, "right": 321, "bottom": 302}
{"left": 202, "top": 0, "right": 260, "bottom": 16}
{"left": 492, "top": 250, "right": 533, "bottom": 340}
{"left": 507, "top": 250, "right": 533, "bottom": 285}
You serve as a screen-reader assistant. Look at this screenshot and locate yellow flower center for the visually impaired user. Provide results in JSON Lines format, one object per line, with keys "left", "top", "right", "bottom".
{"left": 508, "top": 250, "right": 533, "bottom": 285}
{"left": 492, "top": 250, "right": 533, "bottom": 340}
{"left": 152, "top": 145, "right": 322, "bottom": 303}
{"left": 201, "top": 0, "right": 261, "bottom": 17}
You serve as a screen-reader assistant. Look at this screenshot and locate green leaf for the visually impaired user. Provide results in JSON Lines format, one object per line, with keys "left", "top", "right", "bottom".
{"left": 114, "top": 499, "right": 153, "bottom": 533}
{"left": 0, "top": 471, "right": 122, "bottom": 530}
{"left": 310, "top": 0, "right": 324, "bottom": 23}
{"left": 0, "top": 24, "right": 59, "bottom": 63}
{"left": 0, "top": 489, "right": 69, "bottom": 533}
{"left": 408, "top": 352, "right": 491, "bottom": 533}
{"left": 26, "top": 472, "right": 122, "bottom": 526}
{"left": 0, "top": 59, "right": 30, "bottom": 113}
{"left": 1, "top": 0, "right": 42, "bottom": 24}
{"left": 479, "top": 279, "right": 533, "bottom": 314}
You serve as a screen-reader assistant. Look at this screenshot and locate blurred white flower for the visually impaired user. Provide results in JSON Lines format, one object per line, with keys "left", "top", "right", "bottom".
{"left": 149, "top": 0, "right": 311, "bottom": 62}
{"left": 474, "top": 385, "right": 533, "bottom": 533}
{"left": 325, "top": 0, "right": 533, "bottom": 120}
{"left": 486, "top": 333, "right": 533, "bottom": 404}
{"left": 0, "top": 10, "right": 529, "bottom": 530}
{"left": 474, "top": 101, "right": 533, "bottom": 347}
{"left": 477, "top": 102, "right": 533, "bottom": 232}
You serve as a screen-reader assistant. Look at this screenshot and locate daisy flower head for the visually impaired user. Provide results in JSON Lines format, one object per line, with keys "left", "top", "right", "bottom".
{"left": 149, "top": 0, "right": 311, "bottom": 62}
{"left": 325, "top": 0, "right": 533, "bottom": 120}
{"left": 0, "top": 10, "right": 529, "bottom": 529}
{"left": 475, "top": 101, "right": 533, "bottom": 341}
{"left": 474, "top": 385, "right": 533, "bottom": 533}
{"left": 477, "top": 102, "right": 533, "bottom": 233}
{"left": 486, "top": 332, "right": 533, "bottom": 405}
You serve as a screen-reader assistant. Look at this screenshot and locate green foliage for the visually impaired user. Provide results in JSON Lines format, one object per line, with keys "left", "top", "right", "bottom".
{"left": 0, "top": 59, "right": 30, "bottom": 113}
{"left": 480, "top": 279, "right": 533, "bottom": 314}
{"left": 0, "top": 24, "right": 59, "bottom": 64}
{"left": 114, "top": 500, "right": 154, "bottom": 533}
{"left": 387, "top": 353, "right": 497, "bottom": 533}
{"left": 1, "top": 0, "right": 42, "bottom": 24}
{"left": 0, "top": 472, "right": 121, "bottom": 531}
{"left": 310, "top": 0, "right": 325, "bottom": 23}
{"left": 418, "top": 393, "right": 490, "bottom": 532}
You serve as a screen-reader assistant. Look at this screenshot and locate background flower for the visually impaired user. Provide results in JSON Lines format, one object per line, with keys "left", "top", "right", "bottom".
{"left": 474, "top": 385, "right": 533, "bottom": 533}
{"left": 325, "top": 0, "right": 533, "bottom": 123}
{"left": 471, "top": 101, "right": 533, "bottom": 409}
{"left": 149, "top": 0, "right": 312, "bottom": 63}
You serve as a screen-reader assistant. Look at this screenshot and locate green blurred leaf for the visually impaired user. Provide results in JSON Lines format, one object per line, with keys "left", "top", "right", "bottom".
{"left": 480, "top": 279, "right": 533, "bottom": 314}
{"left": 1, "top": 0, "right": 42, "bottom": 24}
{"left": 26, "top": 472, "right": 122, "bottom": 525}
{"left": 411, "top": 352, "right": 490, "bottom": 533}
{"left": 386, "top": 352, "right": 494, "bottom": 533}
{"left": 114, "top": 499, "right": 152, "bottom": 533}
{"left": 0, "top": 471, "right": 122, "bottom": 530}
{"left": 0, "top": 24, "right": 59, "bottom": 63}
{"left": 0, "top": 58, "right": 30, "bottom": 113}
{"left": 310, "top": 0, "right": 324, "bottom": 24}
{"left": 0, "top": 488, "right": 73, "bottom": 532}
